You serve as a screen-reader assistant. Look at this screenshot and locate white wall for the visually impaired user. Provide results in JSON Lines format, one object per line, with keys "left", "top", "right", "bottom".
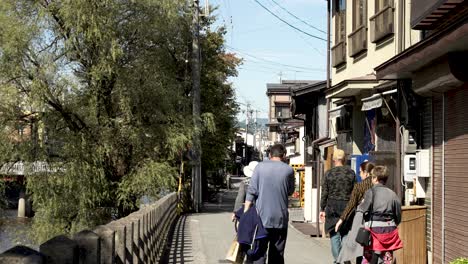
{"left": 289, "top": 126, "right": 305, "bottom": 165}
{"left": 318, "top": 96, "right": 328, "bottom": 139}
{"left": 304, "top": 166, "right": 319, "bottom": 222}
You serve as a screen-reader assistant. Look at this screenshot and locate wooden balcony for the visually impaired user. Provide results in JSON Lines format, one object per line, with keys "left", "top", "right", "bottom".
{"left": 331, "top": 41, "right": 346, "bottom": 67}
{"left": 411, "top": 0, "right": 465, "bottom": 30}
{"left": 348, "top": 26, "right": 367, "bottom": 57}
{"left": 370, "top": 6, "right": 394, "bottom": 43}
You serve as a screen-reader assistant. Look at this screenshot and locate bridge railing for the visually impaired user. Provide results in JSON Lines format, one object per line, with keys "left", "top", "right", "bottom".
{"left": 0, "top": 192, "right": 179, "bottom": 264}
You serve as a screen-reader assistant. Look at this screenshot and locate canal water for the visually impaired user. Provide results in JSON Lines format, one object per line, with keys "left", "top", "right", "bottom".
{"left": 0, "top": 209, "right": 36, "bottom": 253}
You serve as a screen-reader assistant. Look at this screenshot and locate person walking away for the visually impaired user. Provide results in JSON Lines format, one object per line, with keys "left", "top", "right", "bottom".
{"left": 360, "top": 166, "right": 403, "bottom": 264}
{"left": 319, "top": 149, "right": 356, "bottom": 263}
{"left": 233, "top": 161, "right": 259, "bottom": 216}
{"left": 244, "top": 144, "right": 295, "bottom": 264}
{"left": 231, "top": 161, "right": 259, "bottom": 264}
{"left": 335, "top": 161, "right": 375, "bottom": 264}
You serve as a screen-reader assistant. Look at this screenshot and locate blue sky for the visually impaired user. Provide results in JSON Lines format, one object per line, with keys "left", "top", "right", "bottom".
{"left": 210, "top": 0, "right": 328, "bottom": 118}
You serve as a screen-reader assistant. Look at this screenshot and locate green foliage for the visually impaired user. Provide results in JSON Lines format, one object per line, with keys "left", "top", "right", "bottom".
{"left": 199, "top": 26, "right": 241, "bottom": 173}
{"left": 451, "top": 258, "right": 468, "bottom": 264}
{"left": 26, "top": 162, "right": 111, "bottom": 242}
{"left": 0, "top": 0, "right": 240, "bottom": 242}
{"left": 117, "top": 161, "right": 177, "bottom": 211}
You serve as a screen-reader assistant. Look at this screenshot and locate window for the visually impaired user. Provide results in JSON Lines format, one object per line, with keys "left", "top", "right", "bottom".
{"left": 349, "top": 0, "right": 368, "bottom": 56}
{"left": 370, "top": 0, "right": 394, "bottom": 42}
{"left": 334, "top": 0, "right": 346, "bottom": 43}
{"left": 336, "top": 115, "right": 352, "bottom": 132}
{"left": 375, "top": 0, "right": 392, "bottom": 12}
{"left": 353, "top": 0, "right": 367, "bottom": 30}
{"left": 275, "top": 104, "right": 291, "bottom": 119}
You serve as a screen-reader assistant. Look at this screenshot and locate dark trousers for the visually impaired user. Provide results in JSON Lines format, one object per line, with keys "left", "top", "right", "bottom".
{"left": 253, "top": 228, "right": 288, "bottom": 264}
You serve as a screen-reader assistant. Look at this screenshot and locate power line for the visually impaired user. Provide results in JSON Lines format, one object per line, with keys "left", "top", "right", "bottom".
{"left": 236, "top": 21, "right": 288, "bottom": 35}
{"left": 251, "top": 0, "right": 327, "bottom": 42}
{"left": 213, "top": 0, "right": 228, "bottom": 25}
{"left": 238, "top": 66, "right": 288, "bottom": 75}
{"left": 240, "top": 61, "right": 325, "bottom": 73}
{"left": 260, "top": 0, "right": 326, "bottom": 57}
{"left": 240, "top": 57, "right": 325, "bottom": 72}
{"left": 268, "top": 0, "right": 327, "bottom": 34}
{"left": 296, "top": 33, "right": 326, "bottom": 57}
{"left": 226, "top": 45, "right": 324, "bottom": 71}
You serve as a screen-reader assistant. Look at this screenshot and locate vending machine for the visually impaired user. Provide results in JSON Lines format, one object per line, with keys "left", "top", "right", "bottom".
{"left": 351, "top": 154, "right": 370, "bottom": 182}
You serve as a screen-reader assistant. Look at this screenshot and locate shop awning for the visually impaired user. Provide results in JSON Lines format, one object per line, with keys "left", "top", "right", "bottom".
{"left": 328, "top": 105, "right": 346, "bottom": 119}
{"left": 361, "top": 89, "right": 397, "bottom": 111}
{"left": 361, "top": 94, "right": 383, "bottom": 111}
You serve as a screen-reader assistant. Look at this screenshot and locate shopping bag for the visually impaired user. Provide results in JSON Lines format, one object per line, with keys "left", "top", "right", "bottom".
{"left": 225, "top": 237, "right": 241, "bottom": 263}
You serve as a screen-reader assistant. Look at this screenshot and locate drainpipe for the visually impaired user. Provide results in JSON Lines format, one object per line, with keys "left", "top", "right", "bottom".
{"left": 396, "top": 83, "right": 402, "bottom": 200}
{"left": 442, "top": 94, "right": 445, "bottom": 263}
{"left": 398, "top": 0, "right": 405, "bottom": 53}
{"left": 316, "top": 0, "right": 332, "bottom": 238}
{"left": 316, "top": 160, "right": 322, "bottom": 237}
{"left": 326, "top": 0, "right": 331, "bottom": 139}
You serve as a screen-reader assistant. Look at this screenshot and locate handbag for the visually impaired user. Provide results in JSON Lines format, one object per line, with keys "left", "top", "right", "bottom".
{"left": 225, "top": 236, "right": 242, "bottom": 263}
{"left": 355, "top": 226, "right": 372, "bottom": 246}
{"left": 355, "top": 188, "right": 375, "bottom": 247}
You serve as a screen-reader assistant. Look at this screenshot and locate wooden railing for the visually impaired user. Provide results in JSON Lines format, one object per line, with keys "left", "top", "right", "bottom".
{"left": 370, "top": 5, "right": 395, "bottom": 43}
{"left": 0, "top": 192, "right": 179, "bottom": 264}
{"left": 348, "top": 25, "right": 367, "bottom": 57}
{"left": 331, "top": 41, "right": 346, "bottom": 67}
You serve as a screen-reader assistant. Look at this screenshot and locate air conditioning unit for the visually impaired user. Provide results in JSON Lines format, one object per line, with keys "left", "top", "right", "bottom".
{"left": 402, "top": 129, "right": 417, "bottom": 154}
{"left": 416, "top": 149, "right": 430, "bottom": 177}
{"left": 415, "top": 177, "right": 426, "bottom": 199}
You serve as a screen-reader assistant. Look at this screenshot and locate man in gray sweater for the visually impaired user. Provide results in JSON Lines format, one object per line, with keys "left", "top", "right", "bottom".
{"left": 244, "top": 144, "right": 295, "bottom": 264}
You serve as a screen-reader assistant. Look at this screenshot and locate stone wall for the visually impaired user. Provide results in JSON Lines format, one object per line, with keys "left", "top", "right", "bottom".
{"left": 0, "top": 192, "right": 178, "bottom": 264}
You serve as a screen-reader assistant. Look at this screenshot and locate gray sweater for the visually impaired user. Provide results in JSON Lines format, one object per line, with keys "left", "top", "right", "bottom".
{"left": 233, "top": 180, "right": 248, "bottom": 212}
{"left": 361, "top": 183, "right": 402, "bottom": 226}
{"left": 246, "top": 160, "right": 295, "bottom": 229}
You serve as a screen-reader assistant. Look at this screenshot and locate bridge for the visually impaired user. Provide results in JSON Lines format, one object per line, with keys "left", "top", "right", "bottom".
{"left": 0, "top": 186, "right": 333, "bottom": 263}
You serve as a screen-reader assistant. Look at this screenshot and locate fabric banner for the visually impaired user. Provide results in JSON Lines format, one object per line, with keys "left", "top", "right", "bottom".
{"left": 361, "top": 94, "right": 383, "bottom": 111}
{"left": 328, "top": 105, "right": 346, "bottom": 119}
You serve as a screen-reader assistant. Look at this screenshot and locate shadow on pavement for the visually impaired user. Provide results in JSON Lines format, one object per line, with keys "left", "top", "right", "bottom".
{"left": 161, "top": 215, "right": 193, "bottom": 264}
{"left": 161, "top": 190, "right": 237, "bottom": 263}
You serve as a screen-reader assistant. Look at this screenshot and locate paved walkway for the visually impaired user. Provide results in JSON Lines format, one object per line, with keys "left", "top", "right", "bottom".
{"left": 165, "top": 190, "right": 334, "bottom": 264}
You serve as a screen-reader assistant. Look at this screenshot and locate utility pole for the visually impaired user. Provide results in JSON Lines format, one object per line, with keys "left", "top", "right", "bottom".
{"left": 244, "top": 103, "right": 250, "bottom": 163}
{"left": 253, "top": 110, "right": 258, "bottom": 151}
{"left": 191, "top": 0, "right": 202, "bottom": 213}
{"left": 245, "top": 103, "right": 250, "bottom": 145}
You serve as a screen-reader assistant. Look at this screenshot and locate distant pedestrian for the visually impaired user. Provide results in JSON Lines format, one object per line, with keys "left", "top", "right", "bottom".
{"left": 335, "top": 161, "right": 375, "bottom": 263}
{"left": 244, "top": 144, "right": 295, "bottom": 264}
{"left": 360, "top": 166, "right": 403, "bottom": 264}
{"left": 320, "top": 149, "right": 356, "bottom": 263}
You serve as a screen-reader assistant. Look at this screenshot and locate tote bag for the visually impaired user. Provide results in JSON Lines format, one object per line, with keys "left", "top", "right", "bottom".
{"left": 225, "top": 236, "right": 242, "bottom": 263}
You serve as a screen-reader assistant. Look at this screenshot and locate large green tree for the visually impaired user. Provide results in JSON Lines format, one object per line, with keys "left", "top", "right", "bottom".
{"left": 0, "top": 0, "right": 240, "bottom": 242}
{"left": 199, "top": 24, "right": 240, "bottom": 194}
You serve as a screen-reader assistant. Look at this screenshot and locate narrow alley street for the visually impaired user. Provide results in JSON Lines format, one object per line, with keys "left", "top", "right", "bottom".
{"left": 164, "top": 189, "right": 333, "bottom": 264}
